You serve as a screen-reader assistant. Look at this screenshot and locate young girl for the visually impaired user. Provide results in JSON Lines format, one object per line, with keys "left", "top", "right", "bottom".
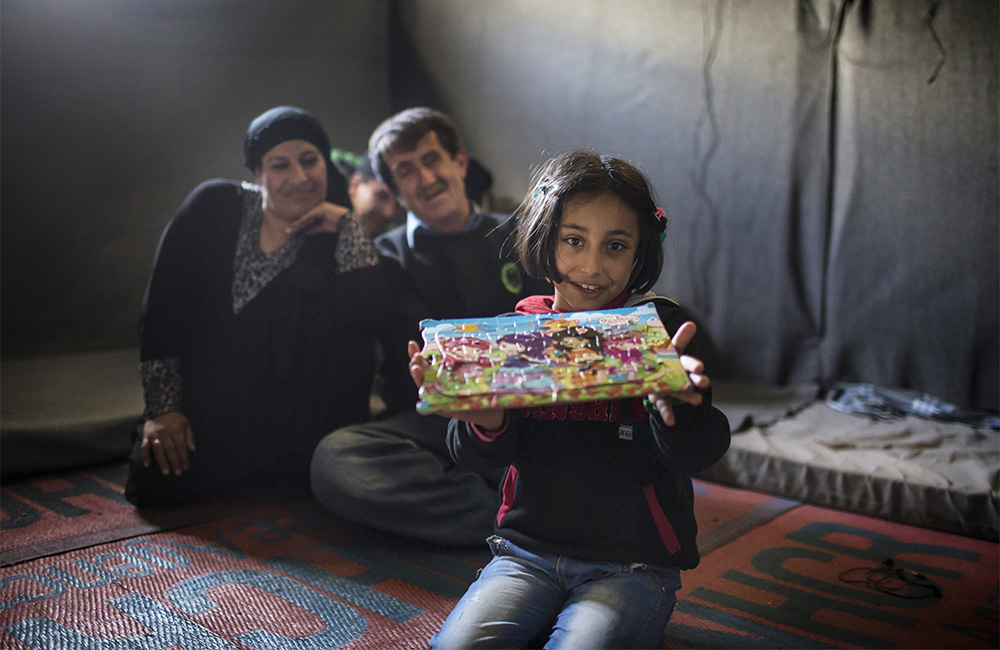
{"left": 409, "top": 150, "right": 731, "bottom": 649}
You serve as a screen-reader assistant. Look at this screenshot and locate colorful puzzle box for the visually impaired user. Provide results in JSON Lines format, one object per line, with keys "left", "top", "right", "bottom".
{"left": 416, "top": 302, "right": 691, "bottom": 414}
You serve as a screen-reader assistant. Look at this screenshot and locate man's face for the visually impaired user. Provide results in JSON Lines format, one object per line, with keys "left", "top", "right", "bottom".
{"left": 349, "top": 173, "right": 404, "bottom": 236}
{"left": 384, "top": 131, "right": 470, "bottom": 233}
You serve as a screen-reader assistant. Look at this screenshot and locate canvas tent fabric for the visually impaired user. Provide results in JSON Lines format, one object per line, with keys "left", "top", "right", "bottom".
{"left": 661, "top": 0, "right": 1000, "bottom": 411}
{"left": 390, "top": 0, "right": 998, "bottom": 412}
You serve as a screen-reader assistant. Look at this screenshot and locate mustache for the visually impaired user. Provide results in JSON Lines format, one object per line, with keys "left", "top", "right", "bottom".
{"left": 419, "top": 181, "right": 448, "bottom": 201}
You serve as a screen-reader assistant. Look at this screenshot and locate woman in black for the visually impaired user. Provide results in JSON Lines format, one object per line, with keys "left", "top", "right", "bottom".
{"left": 126, "top": 106, "right": 390, "bottom": 506}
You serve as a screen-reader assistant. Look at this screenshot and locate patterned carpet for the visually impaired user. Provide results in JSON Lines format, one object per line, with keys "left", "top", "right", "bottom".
{"left": 1, "top": 464, "right": 996, "bottom": 649}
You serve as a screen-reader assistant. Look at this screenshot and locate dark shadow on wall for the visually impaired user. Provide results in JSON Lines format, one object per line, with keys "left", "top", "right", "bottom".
{"left": 0, "top": 0, "right": 391, "bottom": 360}
{"left": 387, "top": 0, "right": 447, "bottom": 113}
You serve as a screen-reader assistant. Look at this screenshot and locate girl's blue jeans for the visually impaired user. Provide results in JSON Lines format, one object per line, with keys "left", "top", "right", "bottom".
{"left": 431, "top": 535, "right": 681, "bottom": 649}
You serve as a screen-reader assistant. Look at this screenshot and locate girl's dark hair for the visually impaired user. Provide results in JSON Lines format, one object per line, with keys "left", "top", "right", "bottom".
{"left": 512, "top": 150, "right": 667, "bottom": 294}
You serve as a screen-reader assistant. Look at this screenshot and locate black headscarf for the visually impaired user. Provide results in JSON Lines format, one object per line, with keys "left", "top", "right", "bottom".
{"left": 243, "top": 106, "right": 331, "bottom": 172}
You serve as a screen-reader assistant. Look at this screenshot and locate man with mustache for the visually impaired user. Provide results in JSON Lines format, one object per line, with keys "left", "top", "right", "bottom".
{"left": 310, "top": 107, "right": 548, "bottom": 545}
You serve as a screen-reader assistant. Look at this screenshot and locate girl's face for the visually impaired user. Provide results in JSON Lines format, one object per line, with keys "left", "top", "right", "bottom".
{"left": 255, "top": 140, "right": 327, "bottom": 223}
{"left": 552, "top": 192, "right": 639, "bottom": 312}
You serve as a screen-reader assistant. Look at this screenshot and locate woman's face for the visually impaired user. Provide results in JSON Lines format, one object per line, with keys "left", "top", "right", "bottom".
{"left": 255, "top": 140, "right": 327, "bottom": 223}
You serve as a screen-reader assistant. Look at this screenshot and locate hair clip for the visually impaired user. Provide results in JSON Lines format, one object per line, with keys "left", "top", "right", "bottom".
{"left": 531, "top": 183, "right": 548, "bottom": 200}
{"left": 653, "top": 207, "right": 667, "bottom": 241}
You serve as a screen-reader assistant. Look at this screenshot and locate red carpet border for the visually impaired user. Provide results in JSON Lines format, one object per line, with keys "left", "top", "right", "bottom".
{"left": 665, "top": 502, "right": 998, "bottom": 649}
{"left": 0, "top": 463, "right": 243, "bottom": 568}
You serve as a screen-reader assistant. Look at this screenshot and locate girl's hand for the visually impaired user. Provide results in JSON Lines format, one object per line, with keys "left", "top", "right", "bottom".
{"left": 407, "top": 340, "right": 507, "bottom": 432}
{"left": 646, "top": 321, "right": 711, "bottom": 426}
{"left": 286, "top": 202, "right": 351, "bottom": 236}
{"left": 408, "top": 340, "right": 431, "bottom": 388}
{"left": 140, "top": 411, "right": 195, "bottom": 476}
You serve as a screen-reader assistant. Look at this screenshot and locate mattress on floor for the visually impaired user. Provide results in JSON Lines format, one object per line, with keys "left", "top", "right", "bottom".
{"left": 706, "top": 382, "right": 999, "bottom": 541}
{"left": 0, "top": 349, "right": 142, "bottom": 477}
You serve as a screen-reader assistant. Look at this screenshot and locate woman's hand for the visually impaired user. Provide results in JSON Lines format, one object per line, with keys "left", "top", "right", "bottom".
{"left": 407, "top": 340, "right": 507, "bottom": 432}
{"left": 285, "top": 201, "right": 351, "bottom": 236}
{"left": 140, "top": 411, "right": 195, "bottom": 476}
{"left": 646, "top": 321, "right": 711, "bottom": 426}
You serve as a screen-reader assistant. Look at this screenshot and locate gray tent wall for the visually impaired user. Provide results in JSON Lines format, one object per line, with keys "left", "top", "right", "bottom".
{"left": 1, "top": 1, "right": 996, "bottom": 414}
{"left": 0, "top": 0, "right": 392, "bottom": 360}
{"left": 824, "top": 2, "right": 998, "bottom": 411}
{"left": 390, "top": 0, "right": 999, "bottom": 411}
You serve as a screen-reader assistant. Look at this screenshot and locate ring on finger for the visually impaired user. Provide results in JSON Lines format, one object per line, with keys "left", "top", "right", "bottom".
{"left": 152, "top": 439, "right": 162, "bottom": 445}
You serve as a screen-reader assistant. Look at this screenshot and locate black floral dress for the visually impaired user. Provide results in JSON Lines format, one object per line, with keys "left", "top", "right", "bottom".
{"left": 127, "top": 179, "right": 391, "bottom": 506}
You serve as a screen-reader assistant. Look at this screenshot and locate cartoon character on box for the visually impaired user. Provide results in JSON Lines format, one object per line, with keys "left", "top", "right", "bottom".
{"left": 643, "top": 318, "right": 673, "bottom": 354}
{"left": 540, "top": 318, "right": 580, "bottom": 334}
{"left": 553, "top": 362, "right": 611, "bottom": 391}
{"left": 603, "top": 330, "right": 643, "bottom": 365}
{"left": 426, "top": 336, "right": 493, "bottom": 396}
{"left": 564, "top": 347, "right": 603, "bottom": 365}
{"left": 491, "top": 360, "right": 559, "bottom": 396}
{"left": 546, "top": 325, "right": 602, "bottom": 366}
{"left": 451, "top": 363, "right": 492, "bottom": 396}
{"left": 433, "top": 336, "right": 492, "bottom": 370}
{"left": 495, "top": 332, "right": 549, "bottom": 365}
{"left": 635, "top": 342, "right": 689, "bottom": 391}
{"left": 491, "top": 332, "right": 558, "bottom": 395}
